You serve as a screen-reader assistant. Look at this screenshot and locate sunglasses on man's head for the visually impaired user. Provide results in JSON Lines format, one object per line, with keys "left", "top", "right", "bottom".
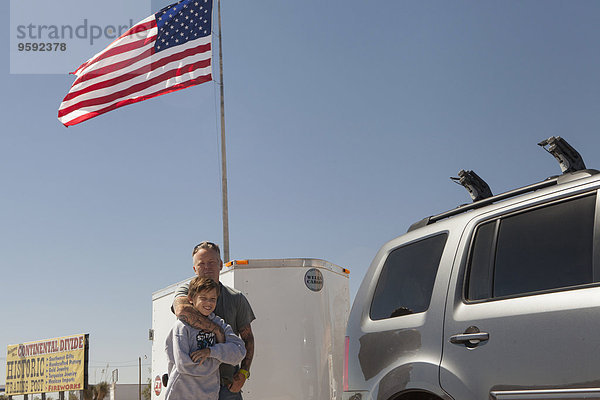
{"left": 192, "top": 242, "right": 220, "bottom": 256}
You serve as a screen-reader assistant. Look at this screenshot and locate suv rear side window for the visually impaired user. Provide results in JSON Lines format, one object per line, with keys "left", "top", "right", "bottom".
{"left": 467, "top": 193, "right": 596, "bottom": 300}
{"left": 370, "top": 233, "right": 447, "bottom": 320}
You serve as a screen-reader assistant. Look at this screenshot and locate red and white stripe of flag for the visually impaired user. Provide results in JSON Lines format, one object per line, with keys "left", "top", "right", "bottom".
{"left": 58, "top": 15, "right": 212, "bottom": 127}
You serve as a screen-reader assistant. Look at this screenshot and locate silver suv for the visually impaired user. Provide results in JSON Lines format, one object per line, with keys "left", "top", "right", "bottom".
{"left": 343, "top": 137, "right": 600, "bottom": 400}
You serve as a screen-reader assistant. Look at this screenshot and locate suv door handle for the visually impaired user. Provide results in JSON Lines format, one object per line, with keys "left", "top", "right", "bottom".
{"left": 450, "top": 333, "right": 489, "bottom": 343}
{"left": 449, "top": 326, "right": 489, "bottom": 348}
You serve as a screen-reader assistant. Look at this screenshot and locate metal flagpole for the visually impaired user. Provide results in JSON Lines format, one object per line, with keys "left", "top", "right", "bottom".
{"left": 217, "top": 0, "right": 230, "bottom": 262}
{"left": 138, "top": 357, "right": 141, "bottom": 400}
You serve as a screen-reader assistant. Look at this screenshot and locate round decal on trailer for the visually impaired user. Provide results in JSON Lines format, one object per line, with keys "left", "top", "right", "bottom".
{"left": 304, "top": 268, "right": 324, "bottom": 292}
{"left": 154, "top": 375, "right": 162, "bottom": 396}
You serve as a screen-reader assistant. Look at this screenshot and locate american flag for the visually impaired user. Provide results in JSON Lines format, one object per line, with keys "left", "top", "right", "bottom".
{"left": 58, "top": 0, "right": 213, "bottom": 127}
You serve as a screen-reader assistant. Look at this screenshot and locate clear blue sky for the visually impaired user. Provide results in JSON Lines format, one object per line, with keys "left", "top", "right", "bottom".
{"left": 2, "top": 0, "right": 599, "bottom": 385}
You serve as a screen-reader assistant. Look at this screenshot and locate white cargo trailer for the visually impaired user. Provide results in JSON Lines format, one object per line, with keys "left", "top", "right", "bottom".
{"left": 151, "top": 258, "right": 350, "bottom": 400}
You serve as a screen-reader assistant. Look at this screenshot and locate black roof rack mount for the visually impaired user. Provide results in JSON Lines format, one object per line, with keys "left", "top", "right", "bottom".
{"left": 450, "top": 170, "right": 493, "bottom": 202}
{"left": 538, "top": 136, "right": 586, "bottom": 173}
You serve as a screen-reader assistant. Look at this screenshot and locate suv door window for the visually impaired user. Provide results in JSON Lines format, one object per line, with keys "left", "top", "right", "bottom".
{"left": 370, "top": 233, "right": 447, "bottom": 320}
{"left": 466, "top": 221, "right": 496, "bottom": 300}
{"left": 467, "top": 193, "right": 596, "bottom": 300}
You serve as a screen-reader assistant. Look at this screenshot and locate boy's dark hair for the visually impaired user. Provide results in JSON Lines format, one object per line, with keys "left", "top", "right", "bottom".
{"left": 188, "top": 277, "right": 221, "bottom": 299}
{"left": 192, "top": 241, "right": 221, "bottom": 257}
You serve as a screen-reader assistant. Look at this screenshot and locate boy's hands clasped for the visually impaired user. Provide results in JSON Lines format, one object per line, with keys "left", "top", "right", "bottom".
{"left": 190, "top": 348, "right": 211, "bottom": 365}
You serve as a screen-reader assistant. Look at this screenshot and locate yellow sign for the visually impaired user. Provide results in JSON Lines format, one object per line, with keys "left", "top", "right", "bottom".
{"left": 5, "top": 334, "right": 87, "bottom": 395}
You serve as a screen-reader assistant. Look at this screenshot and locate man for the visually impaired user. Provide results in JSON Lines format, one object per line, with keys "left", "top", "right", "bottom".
{"left": 173, "top": 241, "right": 255, "bottom": 400}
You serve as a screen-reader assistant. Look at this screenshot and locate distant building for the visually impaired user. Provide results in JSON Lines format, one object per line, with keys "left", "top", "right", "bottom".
{"left": 109, "top": 384, "right": 145, "bottom": 400}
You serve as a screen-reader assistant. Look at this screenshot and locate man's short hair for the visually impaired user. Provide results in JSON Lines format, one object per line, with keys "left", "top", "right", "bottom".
{"left": 188, "top": 277, "right": 221, "bottom": 298}
{"left": 192, "top": 241, "right": 221, "bottom": 257}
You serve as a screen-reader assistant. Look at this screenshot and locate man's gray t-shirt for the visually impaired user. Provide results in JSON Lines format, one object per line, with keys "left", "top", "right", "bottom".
{"left": 173, "top": 281, "right": 255, "bottom": 385}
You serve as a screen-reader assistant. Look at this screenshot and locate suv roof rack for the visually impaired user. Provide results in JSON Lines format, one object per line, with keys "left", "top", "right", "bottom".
{"left": 408, "top": 137, "right": 596, "bottom": 232}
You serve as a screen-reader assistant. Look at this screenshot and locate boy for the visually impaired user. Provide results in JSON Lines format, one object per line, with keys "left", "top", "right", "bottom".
{"left": 165, "top": 277, "right": 246, "bottom": 400}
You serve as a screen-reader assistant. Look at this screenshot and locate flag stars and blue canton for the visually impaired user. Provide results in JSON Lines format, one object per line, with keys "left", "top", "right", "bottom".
{"left": 155, "top": 0, "right": 212, "bottom": 52}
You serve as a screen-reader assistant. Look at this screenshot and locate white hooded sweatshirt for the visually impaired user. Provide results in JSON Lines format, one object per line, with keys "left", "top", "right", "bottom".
{"left": 164, "top": 314, "right": 246, "bottom": 400}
